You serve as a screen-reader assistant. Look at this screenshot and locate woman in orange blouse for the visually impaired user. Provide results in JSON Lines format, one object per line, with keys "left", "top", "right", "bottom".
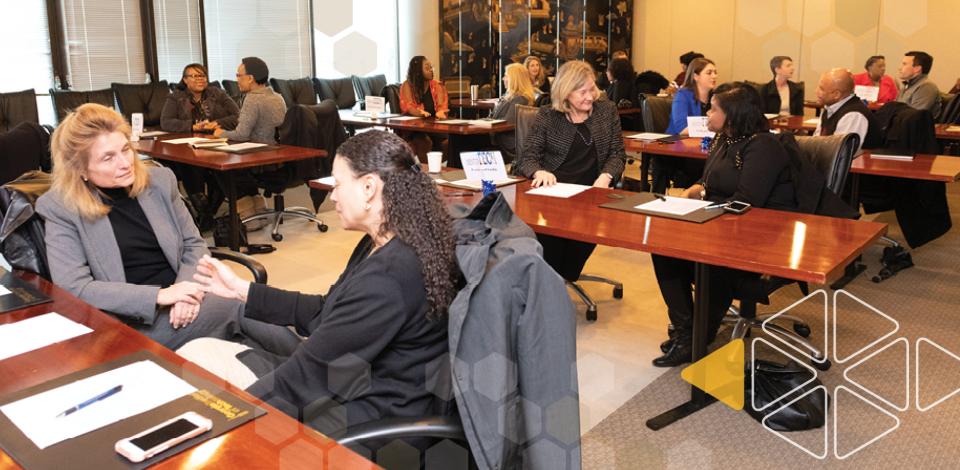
{"left": 398, "top": 56, "right": 449, "bottom": 159}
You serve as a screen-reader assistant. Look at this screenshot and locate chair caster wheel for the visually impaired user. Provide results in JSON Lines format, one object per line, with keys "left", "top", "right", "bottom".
{"left": 318, "top": 223, "right": 328, "bottom": 232}
{"left": 793, "top": 323, "right": 811, "bottom": 338}
{"left": 813, "top": 359, "right": 831, "bottom": 371}
{"left": 613, "top": 286, "right": 623, "bottom": 299}
{"left": 271, "top": 233, "right": 283, "bottom": 242}
{"left": 586, "top": 308, "right": 597, "bottom": 322}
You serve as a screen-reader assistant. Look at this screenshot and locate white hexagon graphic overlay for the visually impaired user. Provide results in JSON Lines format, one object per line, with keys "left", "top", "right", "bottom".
{"left": 843, "top": 337, "right": 910, "bottom": 411}
{"left": 737, "top": 0, "right": 784, "bottom": 37}
{"left": 832, "top": 290, "right": 899, "bottom": 364}
{"left": 315, "top": 0, "right": 353, "bottom": 37}
{"left": 881, "top": 0, "right": 928, "bottom": 36}
{"left": 761, "top": 289, "right": 828, "bottom": 364}
{"left": 334, "top": 32, "right": 378, "bottom": 76}
{"left": 915, "top": 337, "right": 960, "bottom": 412}
{"left": 833, "top": 385, "right": 899, "bottom": 460}
{"left": 762, "top": 385, "right": 829, "bottom": 459}
{"left": 751, "top": 337, "right": 819, "bottom": 412}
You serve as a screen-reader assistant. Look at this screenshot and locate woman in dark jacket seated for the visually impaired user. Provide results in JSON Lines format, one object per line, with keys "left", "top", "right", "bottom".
{"left": 606, "top": 58, "right": 638, "bottom": 108}
{"left": 652, "top": 87, "right": 798, "bottom": 367}
{"left": 514, "top": 60, "right": 626, "bottom": 283}
{"left": 181, "top": 130, "right": 459, "bottom": 435}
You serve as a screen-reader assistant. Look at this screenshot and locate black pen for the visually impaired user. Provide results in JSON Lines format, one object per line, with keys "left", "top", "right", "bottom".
{"left": 56, "top": 385, "right": 123, "bottom": 418}
{"left": 652, "top": 193, "right": 667, "bottom": 201}
{"left": 443, "top": 191, "right": 476, "bottom": 197}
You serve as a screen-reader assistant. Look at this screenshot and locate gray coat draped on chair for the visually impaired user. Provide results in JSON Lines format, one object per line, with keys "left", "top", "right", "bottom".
{"left": 448, "top": 193, "right": 581, "bottom": 470}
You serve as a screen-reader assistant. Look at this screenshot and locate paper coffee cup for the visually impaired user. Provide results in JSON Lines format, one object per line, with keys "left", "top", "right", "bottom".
{"left": 427, "top": 152, "right": 443, "bottom": 173}
{"left": 470, "top": 85, "right": 479, "bottom": 101}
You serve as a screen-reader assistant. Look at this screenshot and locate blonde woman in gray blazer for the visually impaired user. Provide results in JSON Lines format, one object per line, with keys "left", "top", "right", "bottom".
{"left": 36, "top": 104, "right": 298, "bottom": 350}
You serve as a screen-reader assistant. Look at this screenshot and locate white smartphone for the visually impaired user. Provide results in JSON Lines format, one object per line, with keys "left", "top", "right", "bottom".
{"left": 724, "top": 200, "right": 752, "bottom": 214}
{"left": 115, "top": 411, "right": 212, "bottom": 463}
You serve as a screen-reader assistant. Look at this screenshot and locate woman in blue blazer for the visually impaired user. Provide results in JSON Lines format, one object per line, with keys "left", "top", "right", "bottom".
{"left": 653, "top": 58, "right": 717, "bottom": 192}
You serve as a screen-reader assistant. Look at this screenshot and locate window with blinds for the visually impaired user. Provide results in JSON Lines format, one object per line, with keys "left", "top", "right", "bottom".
{"left": 154, "top": 0, "right": 203, "bottom": 84}
{"left": 60, "top": 0, "right": 147, "bottom": 90}
{"left": 203, "top": 0, "right": 312, "bottom": 82}
{"left": 0, "top": 3, "right": 54, "bottom": 92}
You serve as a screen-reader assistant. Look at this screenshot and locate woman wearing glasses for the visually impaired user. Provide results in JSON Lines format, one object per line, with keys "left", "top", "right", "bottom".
{"left": 160, "top": 63, "right": 239, "bottom": 133}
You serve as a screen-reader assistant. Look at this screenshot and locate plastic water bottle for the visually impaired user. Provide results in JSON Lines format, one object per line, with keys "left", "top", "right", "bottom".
{"left": 700, "top": 136, "right": 712, "bottom": 151}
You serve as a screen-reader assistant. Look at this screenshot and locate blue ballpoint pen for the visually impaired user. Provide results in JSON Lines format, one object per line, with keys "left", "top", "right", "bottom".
{"left": 56, "top": 385, "right": 123, "bottom": 418}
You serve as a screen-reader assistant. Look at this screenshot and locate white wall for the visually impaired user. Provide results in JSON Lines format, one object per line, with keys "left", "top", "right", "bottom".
{"left": 398, "top": 0, "right": 440, "bottom": 80}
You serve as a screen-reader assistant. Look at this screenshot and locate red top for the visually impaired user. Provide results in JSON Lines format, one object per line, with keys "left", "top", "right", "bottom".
{"left": 852, "top": 72, "right": 898, "bottom": 104}
{"left": 399, "top": 79, "right": 449, "bottom": 116}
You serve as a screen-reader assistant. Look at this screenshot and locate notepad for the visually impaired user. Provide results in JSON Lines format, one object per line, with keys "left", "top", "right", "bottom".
{"left": 189, "top": 138, "right": 229, "bottom": 149}
{"left": 803, "top": 118, "right": 821, "bottom": 125}
{"left": 0, "top": 313, "right": 92, "bottom": 361}
{"left": 313, "top": 176, "right": 336, "bottom": 187}
{"left": 764, "top": 113, "right": 779, "bottom": 120}
{"left": 162, "top": 137, "right": 211, "bottom": 145}
{"left": 870, "top": 153, "right": 914, "bottom": 161}
{"left": 216, "top": 142, "right": 267, "bottom": 152}
{"left": 138, "top": 131, "right": 168, "bottom": 138}
{"left": 627, "top": 132, "right": 673, "bottom": 141}
{"left": 0, "top": 286, "right": 10, "bottom": 297}
{"left": 435, "top": 119, "right": 470, "bottom": 125}
{"left": 387, "top": 116, "right": 422, "bottom": 121}
{"left": 526, "top": 183, "right": 591, "bottom": 198}
{"left": 634, "top": 196, "right": 714, "bottom": 216}
{"left": 467, "top": 118, "right": 506, "bottom": 127}
{"left": 947, "top": 125, "right": 960, "bottom": 132}
{"left": 1, "top": 360, "right": 196, "bottom": 449}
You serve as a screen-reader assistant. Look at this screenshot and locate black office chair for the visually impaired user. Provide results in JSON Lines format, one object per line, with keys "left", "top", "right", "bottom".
{"left": 0, "top": 89, "right": 40, "bottom": 133}
{"left": 208, "top": 81, "right": 223, "bottom": 90}
{"left": 0, "top": 122, "right": 51, "bottom": 185}
{"left": 49, "top": 88, "right": 116, "bottom": 123}
{"left": 270, "top": 77, "right": 319, "bottom": 109}
{"left": 314, "top": 77, "right": 357, "bottom": 109}
{"left": 721, "top": 133, "right": 860, "bottom": 371}
{"left": 111, "top": 81, "right": 170, "bottom": 130}
{"left": 220, "top": 79, "right": 243, "bottom": 105}
{"left": 244, "top": 101, "right": 346, "bottom": 241}
{"left": 0, "top": 171, "right": 267, "bottom": 283}
{"left": 534, "top": 92, "right": 551, "bottom": 107}
{"left": 640, "top": 94, "right": 673, "bottom": 192}
{"left": 381, "top": 84, "right": 402, "bottom": 114}
{"left": 352, "top": 74, "right": 387, "bottom": 103}
{"left": 509, "top": 104, "right": 540, "bottom": 176}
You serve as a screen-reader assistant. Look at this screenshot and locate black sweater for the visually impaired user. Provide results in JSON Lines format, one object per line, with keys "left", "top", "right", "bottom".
{"left": 700, "top": 133, "right": 797, "bottom": 210}
{"left": 243, "top": 236, "right": 449, "bottom": 434}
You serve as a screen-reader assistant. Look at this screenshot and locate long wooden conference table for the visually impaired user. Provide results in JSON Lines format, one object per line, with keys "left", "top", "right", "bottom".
{"left": 768, "top": 115, "right": 960, "bottom": 141}
{"left": 0, "top": 273, "right": 376, "bottom": 469}
{"left": 133, "top": 134, "right": 326, "bottom": 252}
{"left": 310, "top": 176, "right": 887, "bottom": 429}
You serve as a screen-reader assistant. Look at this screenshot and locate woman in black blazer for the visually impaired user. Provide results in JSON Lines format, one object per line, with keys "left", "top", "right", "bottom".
{"left": 514, "top": 60, "right": 626, "bottom": 282}
{"left": 652, "top": 86, "right": 799, "bottom": 367}
{"left": 183, "top": 131, "right": 459, "bottom": 435}
{"left": 760, "top": 56, "right": 804, "bottom": 116}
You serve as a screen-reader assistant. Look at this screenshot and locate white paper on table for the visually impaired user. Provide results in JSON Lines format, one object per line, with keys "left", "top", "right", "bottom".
{"left": 870, "top": 154, "right": 914, "bottom": 161}
{"left": 435, "top": 119, "right": 470, "bottom": 125}
{"left": 764, "top": 113, "right": 779, "bottom": 120}
{"left": 626, "top": 132, "right": 672, "bottom": 141}
{"left": 216, "top": 142, "right": 267, "bottom": 152}
{"left": 0, "top": 313, "right": 92, "bottom": 361}
{"left": 478, "top": 98, "right": 500, "bottom": 103}
{"left": 635, "top": 196, "right": 715, "bottom": 216}
{"left": 686, "top": 116, "right": 715, "bottom": 138}
{"left": 138, "top": 131, "right": 168, "bottom": 138}
{"left": 313, "top": 176, "right": 336, "bottom": 187}
{"left": 162, "top": 137, "right": 212, "bottom": 145}
{"left": 0, "top": 285, "right": 10, "bottom": 297}
{"left": 803, "top": 118, "right": 821, "bottom": 125}
{"left": 526, "top": 183, "right": 591, "bottom": 198}
{"left": 855, "top": 85, "right": 880, "bottom": 102}
{"left": 447, "top": 177, "right": 522, "bottom": 189}
{"left": 946, "top": 125, "right": 960, "bottom": 132}
{"left": 387, "top": 116, "right": 422, "bottom": 121}
{"left": 1, "top": 360, "right": 196, "bottom": 449}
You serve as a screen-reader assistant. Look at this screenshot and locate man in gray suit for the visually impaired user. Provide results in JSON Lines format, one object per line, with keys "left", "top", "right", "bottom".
{"left": 896, "top": 50, "right": 941, "bottom": 116}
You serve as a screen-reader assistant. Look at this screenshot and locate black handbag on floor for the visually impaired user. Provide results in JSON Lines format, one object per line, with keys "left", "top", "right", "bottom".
{"left": 744, "top": 359, "right": 829, "bottom": 431}
{"left": 213, "top": 214, "right": 248, "bottom": 248}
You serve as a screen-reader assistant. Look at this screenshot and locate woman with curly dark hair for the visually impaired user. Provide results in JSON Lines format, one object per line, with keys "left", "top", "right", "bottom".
{"left": 179, "top": 130, "right": 458, "bottom": 435}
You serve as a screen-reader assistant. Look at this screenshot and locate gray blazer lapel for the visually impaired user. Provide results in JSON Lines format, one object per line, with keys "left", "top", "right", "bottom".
{"left": 81, "top": 214, "right": 126, "bottom": 282}
{"left": 137, "top": 185, "right": 182, "bottom": 273}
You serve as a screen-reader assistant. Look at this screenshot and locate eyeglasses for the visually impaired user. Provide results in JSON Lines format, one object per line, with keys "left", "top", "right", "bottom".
{"left": 235, "top": 72, "right": 251, "bottom": 78}
{"left": 184, "top": 74, "right": 207, "bottom": 79}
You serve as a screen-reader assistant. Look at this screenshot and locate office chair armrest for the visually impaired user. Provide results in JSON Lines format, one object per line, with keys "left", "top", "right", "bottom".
{"left": 337, "top": 416, "right": 465, "bottom": 447}
{"left": 209, "top": 248, "right": 268, "bottom": 284}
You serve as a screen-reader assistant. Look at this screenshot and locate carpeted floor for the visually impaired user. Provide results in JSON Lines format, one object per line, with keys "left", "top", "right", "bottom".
{"left": 582, "top": 184, "right": 960, "bottom": 469}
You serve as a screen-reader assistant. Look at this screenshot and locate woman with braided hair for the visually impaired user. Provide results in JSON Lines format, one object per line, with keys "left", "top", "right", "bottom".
{"left": 180, "top": 130, "right": 459, "bottom": 434}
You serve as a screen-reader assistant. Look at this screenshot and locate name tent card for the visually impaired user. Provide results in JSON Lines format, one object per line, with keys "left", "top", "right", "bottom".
{"left": 365, "top": 96, "right": 385, "bottom": 117}
{"left": 687, "top": 116, "right": 715, "bottom": 138}
{"left": 855, "top": 85, "right": 880, "bottom": 102}
{"left": 460, "top": 151, "right": 508, "bottom": 182}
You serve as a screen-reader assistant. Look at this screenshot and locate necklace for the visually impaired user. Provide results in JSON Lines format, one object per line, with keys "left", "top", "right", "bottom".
{"left": 573, "top": 123, "right": 593, "bottom": 146}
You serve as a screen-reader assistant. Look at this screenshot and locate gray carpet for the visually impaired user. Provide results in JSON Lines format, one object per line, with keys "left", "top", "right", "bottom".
{"left": 583, "top": 184, "right": 960, "bottom": 469}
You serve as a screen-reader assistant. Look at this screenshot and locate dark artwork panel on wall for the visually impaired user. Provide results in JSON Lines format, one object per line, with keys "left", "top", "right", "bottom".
{"left": 440, "top": 0, "right": 631, "bottom": 96}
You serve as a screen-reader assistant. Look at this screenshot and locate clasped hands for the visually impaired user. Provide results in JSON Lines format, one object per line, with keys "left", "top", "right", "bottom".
{"left": 192, "top": 119, "right": 221, "bottom": 133}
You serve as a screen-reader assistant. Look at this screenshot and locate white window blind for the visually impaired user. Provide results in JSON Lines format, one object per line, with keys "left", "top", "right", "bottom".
{"left": 0, "top": 3, "right": 54, "bottom": 92}
{"left": 154, "top": 0, "right": 203, "bottom": 83}
{"left": 204, "top": 0, "right": 312, "bottom": 82}
{"left": 60, "top": 0, "right": 147, "bottom": 90}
